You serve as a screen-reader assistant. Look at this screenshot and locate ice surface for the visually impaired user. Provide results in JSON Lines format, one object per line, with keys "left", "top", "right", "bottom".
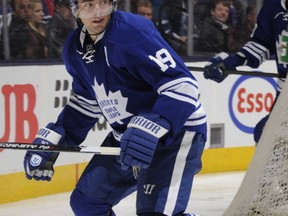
{"left": 0, "top": 172, "right": 244, "bottom": 216}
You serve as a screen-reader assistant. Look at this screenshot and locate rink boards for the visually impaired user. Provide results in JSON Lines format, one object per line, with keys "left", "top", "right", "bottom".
{"left": 0, "top": 61, "right": 277, "bottom": 203}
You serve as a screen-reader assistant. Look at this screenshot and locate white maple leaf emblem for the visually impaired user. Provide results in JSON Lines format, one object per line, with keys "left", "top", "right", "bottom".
{"left": 92, "top": 78, "right": 133, "bottom": 124}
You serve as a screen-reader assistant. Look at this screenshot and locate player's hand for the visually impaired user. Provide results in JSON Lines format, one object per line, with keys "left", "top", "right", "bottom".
{"left": 120, "top": 113, "right": 170, "bottom": 170}
{"left": 204, "top": 52, "right": 246, "bottom": 83}
{"left": 204, "top": 52, "right": 230, "bottom": 83}
{"left": 24, "top": 122, "right": 65, "bottom": 181}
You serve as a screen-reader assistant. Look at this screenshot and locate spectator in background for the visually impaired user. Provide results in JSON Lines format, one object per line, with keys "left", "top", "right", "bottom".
{"left": 193, "top": 0, "right": 244, "bottom": 30}
{"left": 157, "top": 0, "right": 188, "bottom": 54}
{"left": 136, "top": 0, "right": 153, "bottom": 21}
{"left": 194, "top": 0, "right": 210, "bottom": 28}
{"left": 117, "top": 0, "right": 137, "bottom": 13}
{"left": 196, "top": 0, "right": 231, "bottom": 53}
{"left": 227, "top": 4, "right": 257, "bottom": 52}
{"left": 46, "top": 0, "right": 76, "bottom": 59}
{"left": 130, "top": 0, "right": 138, "bottom": 13}
{"left": 150, "top": 0, "right": 165, "bottom": 24}
{"left": 0, "top": 0, "right": 31, "bottom": 59}
{"left": 24, "top": 0, "right": 49, "bottom": 59}
{"left": 9, "top": 0, "right": 31, "bottom": 23}
{"left": 227, "top": 0, "right": 246, "bottom": 27}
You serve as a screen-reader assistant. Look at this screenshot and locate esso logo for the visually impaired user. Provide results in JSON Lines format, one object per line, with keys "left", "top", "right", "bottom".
{"left": 229, "top": 76, "right": 277, "bottom": 134}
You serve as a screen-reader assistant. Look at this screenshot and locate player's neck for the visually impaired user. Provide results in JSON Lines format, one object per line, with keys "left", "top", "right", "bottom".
{"left": 82, "top": 29, "right": 105, "bottom": 43}
{"left": 89, "top": 34, "right": 98, "bottom": 42}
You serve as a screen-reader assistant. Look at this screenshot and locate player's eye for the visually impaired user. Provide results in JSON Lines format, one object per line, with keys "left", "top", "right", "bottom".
{"left": 83, "top": 2, "right": 93, "bottom": 8}
{"left": 99, "top": 0, "right": 108, "bottom": 5}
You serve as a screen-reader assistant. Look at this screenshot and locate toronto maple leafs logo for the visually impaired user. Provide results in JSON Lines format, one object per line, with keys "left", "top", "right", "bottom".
{"left": 92, "top": 78, "right": 132, "bottom": 124}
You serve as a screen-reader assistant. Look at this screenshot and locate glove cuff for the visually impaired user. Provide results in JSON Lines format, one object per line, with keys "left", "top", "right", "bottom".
{"left": 223, "top": 53, "right": 246, "bottom": 70}
{"left": 36, "top": 127, "right": 63, "bottom": 145}
{"left": 128, "top": 115, "right": 169, "bottom": 138}
{"left": 217, "top": 52, "right": 229, "bottom": 60}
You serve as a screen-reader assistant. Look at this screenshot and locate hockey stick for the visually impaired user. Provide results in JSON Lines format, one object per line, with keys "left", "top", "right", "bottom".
{"left": 0, "top": 142, "right": 120, "bottom": 155}
{"left": 186, "top": 66, "right": 284, "bottom": 78}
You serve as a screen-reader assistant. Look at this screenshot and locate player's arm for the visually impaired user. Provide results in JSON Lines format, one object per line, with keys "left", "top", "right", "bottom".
{"left": 121, "top": 26, "right": 206, "bottom": 135}
{"left": 50, "top": 65, "right": 103, "bottom": 143}
{"left": 55, "top": 92, "right": 102, "bottom": 145}
{"left": 119, "top": 31, "right": 206, "bottom": 170}
{"left": 119, "top": 72, "right": 202, "bottom": 169}
{"left": 24, "top": 71, "right": 102, "bottom": 181}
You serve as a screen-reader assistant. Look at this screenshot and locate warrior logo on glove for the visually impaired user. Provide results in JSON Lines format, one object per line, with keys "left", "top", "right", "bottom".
{"left": 128, "top": 116, "right": 169, "bottom": 138}
{"left": 30, "top": 154, "right": 43, "bottom": 167}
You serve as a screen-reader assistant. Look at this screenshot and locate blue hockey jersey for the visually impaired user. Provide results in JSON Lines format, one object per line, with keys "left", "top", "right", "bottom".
{"left": 239, "top": 0, "right": 288, "bottom": 90}
{"left": 57, "top": 10, "right": 206, "bottom": 146}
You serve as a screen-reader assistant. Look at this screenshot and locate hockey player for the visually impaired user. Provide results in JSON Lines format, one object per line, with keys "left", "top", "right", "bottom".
{"left": 203, "top": 0, "right": 287, "bottom": 143}
{"left": 23, "top": 0, "right": 207, "bottom": 215}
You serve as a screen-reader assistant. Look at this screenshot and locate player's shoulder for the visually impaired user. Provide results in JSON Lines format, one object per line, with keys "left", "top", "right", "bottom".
{"left": 262, "top": 0, "right": 287, "bottom": 19}
{"left": 257, "top": 0, "right": 284, "bottom": 19}
{"left": 104, "top": 10, "right": 156, "bottom": 45}
{"left": 63, "top": 27, "right": 81, "bottom": 51}
{"left": 62, "top": 28, "right": 82, "bottom": 64}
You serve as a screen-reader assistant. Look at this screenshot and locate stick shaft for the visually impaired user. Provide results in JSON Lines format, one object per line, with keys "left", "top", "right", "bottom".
{"left": 0, "top": 142, "right": 120, "bottom": 155}
{"left": 186, "top": 66, "right": 282, "bottom": 78}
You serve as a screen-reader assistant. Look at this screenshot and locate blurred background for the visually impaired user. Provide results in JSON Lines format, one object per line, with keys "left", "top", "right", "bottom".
{"left": 0, "top": 0, "right": 262, "bottom": 62}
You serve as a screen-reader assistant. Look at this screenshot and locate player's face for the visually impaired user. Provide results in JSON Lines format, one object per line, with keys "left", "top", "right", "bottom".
{"left": 77, "top": 0, "right": 112, "bottom": 35}
{"left": 76, "top": 0, "right": 113, "bottom": 18}
{"left": 80, "top": 11, "right": 111, "bottom": 36}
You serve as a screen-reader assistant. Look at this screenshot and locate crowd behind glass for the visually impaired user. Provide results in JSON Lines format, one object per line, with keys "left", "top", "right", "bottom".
{"left": 0, "top": 0, "right": 261, "bottom": 62}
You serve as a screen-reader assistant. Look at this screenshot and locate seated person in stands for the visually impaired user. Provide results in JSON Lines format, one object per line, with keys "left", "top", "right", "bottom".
{"left": 135, "top": 0, "right": 153, "bottom": 21}
{"left": 157, "top": 0, "right": 188, "bottom": 55}
{"left": 24, "top": 0, "right": 49, "bottom": 59}
{"left": 196, "top": 0, "right": 231, "bottom": 53}
{"left": 46, "top": 0, "right": 76, "bottom": 59}
{"left": 228, "top": 4, "right": 257, "bottom": 52}
{"left": 0, "top": 0, "right": 31, "bottom": 59}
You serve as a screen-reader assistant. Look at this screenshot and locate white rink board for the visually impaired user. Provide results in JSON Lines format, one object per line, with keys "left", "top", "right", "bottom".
{"left": 188, "top": 60, "right": 278, "bottom": 147}
{"left": 0, "top": 61, "right": 278, "bottom": 174}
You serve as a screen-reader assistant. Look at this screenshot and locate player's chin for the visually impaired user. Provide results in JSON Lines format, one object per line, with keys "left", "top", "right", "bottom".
{"left": 90, "top": 23, "right": 107, "bottom": 32}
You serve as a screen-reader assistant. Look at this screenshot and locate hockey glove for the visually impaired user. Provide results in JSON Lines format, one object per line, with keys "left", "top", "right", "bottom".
{"left": 204, "top": 52, "right": 246, "bottom": 83}
{"left": 24, "top": 122, "right": 65, "bottom": 181}
{"left": 120, "top": 113, "right": 170, "bottom": 170}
